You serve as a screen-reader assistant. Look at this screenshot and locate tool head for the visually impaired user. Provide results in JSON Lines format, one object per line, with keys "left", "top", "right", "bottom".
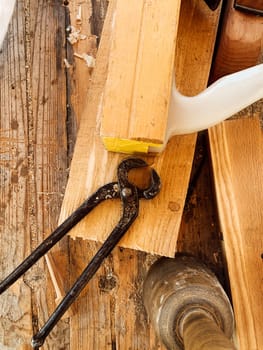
{"left": 143, "top": 255, "right": 234, "bottom": 350}
{"left": 117, "top": 158, "right": 161, "bottom": 200}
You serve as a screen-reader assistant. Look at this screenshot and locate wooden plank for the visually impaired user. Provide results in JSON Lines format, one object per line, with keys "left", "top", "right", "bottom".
{"left": 46, "top": 0, "right": 105, "bottom": 315}
{"left": 59, "top": 0, "right": 221, "bottom": 257}
{"left": 208, "top": 4, "right": 263, "bottom": 348}
{"left": 100, "top": 0, "right": 181, "bottom": 153}
{"left": 65, "top": 3, "right": 165, "bottom": 349}
{"left": 209, "top": 117, "right": 263, "bottom": 349}
{"left": 0, "top": 0, "right": 70, "bottom": 348}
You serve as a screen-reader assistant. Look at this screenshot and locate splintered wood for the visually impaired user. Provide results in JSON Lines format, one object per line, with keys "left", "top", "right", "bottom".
{"left": 100, "top": 0, "right": 181, "bottom": 153}
{"left": 67, "top": 1, "right": 98, "bottom": 127}
{"left": 59, "top": 0, "right": 221, "bottom": 257}
{"left": 209, "top": 117, "right": 263, "bottom": 349}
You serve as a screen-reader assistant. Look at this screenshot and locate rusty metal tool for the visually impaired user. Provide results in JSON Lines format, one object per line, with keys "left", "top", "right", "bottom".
{"left": 143, "top": 255, "right": 236, "bottom": 350}
{"left": 0, "top": 157, "right": 161, "bottom": 349}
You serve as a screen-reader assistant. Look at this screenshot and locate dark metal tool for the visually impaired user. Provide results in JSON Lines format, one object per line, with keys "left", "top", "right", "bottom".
{"left": 0, "top": 157, "right": 161, "bottom": 349}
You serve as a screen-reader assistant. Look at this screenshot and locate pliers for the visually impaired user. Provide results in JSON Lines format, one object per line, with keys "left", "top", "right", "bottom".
{"left": 0, "top": 157, "right": 161, "bottom": 349}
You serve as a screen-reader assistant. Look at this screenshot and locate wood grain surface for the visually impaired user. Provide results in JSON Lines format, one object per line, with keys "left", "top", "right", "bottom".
{"left": 100, "top": 0, "right": 181, "bottom": 149}
{"left": 209, "top": 117, "right": 263, "bottom": 350}
{"left": 0, "top": 0, "right": 70, "bottom": 348}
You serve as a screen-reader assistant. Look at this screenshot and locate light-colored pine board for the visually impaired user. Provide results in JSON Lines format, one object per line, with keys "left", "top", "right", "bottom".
{"left": 59, "top": 0, "right": 221, "bottom": 255}
{"left": 0, "top": 0, "right": 69, "bottom": 348}
{"left": 209, "top": 117, "right": 263, "bottom": 350}
{"left": 100, "top": 0, "right": 181, "bottom": 152}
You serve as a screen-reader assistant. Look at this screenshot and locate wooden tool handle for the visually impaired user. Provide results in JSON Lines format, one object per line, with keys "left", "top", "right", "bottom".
{"left": 183, "top": 311, "right": 236, "bottom": 350}
{"left": 210, "top": 0, "right": 263, "bottom": 82}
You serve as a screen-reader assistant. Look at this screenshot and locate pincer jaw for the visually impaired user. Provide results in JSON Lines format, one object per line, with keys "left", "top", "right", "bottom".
{"left": 117, "top": 157, "right": 149, "bottom": 174}
{"left": 141, "top": 168, "right": 161, "bottom": 199}
{"left": 117, "top": 158, "right": 161, "bottom": 200}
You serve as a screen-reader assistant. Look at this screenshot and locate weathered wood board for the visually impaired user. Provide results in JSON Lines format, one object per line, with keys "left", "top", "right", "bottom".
{"left": 0, "top": 0, "right": 70, "bottom": 348}
{"left": 209, "top": 117, "right": 263, "bottom": 349}
{"left": 69, "top": 239, "right": 165, "bottom": 349}
{"left": 59, "top": 0, "right": 222, "bottom": 258}
{"left": 66, "top": 1, "right": 98, "bottom": 129}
